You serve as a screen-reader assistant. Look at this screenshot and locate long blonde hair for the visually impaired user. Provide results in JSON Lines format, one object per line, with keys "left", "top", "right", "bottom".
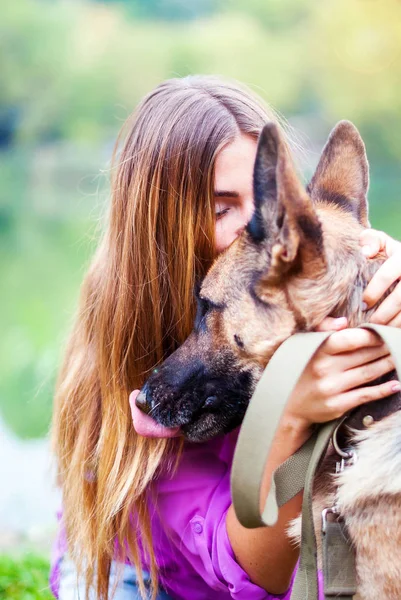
{"left": 51, "top": 75, "right": 289, "bottom": 599}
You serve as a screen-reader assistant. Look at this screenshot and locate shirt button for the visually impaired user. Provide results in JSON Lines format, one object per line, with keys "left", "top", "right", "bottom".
{"left": 193, "top": 522, "right": 203, "bottom": 534}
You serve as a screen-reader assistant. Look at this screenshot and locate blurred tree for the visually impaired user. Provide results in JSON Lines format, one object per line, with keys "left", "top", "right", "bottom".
{"left": 93, "top": 0, "right": 215, "bottom": 21}
{"left": 0, "top": 0, "right": 73, "bottom": 143}
{"left": 309, "top": 0, "right": 401, "bottom": 163}
{"left": 218, "top": 0, "right": 315, "bottom": 30}
{"left": 2, "top": 0, "right": 401, "bottom": 160}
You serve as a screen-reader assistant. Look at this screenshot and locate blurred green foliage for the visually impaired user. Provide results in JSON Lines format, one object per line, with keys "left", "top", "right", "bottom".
{"left": 106, "top": 0, "right": 216, "bottom": 21}
{"left": 2, "top": 0, "right": 401, "bottom": 158}
{"left": 0, "top": 553, "right": 53, "bottom": 600}
{"left": 1, "top": 0, "right": 401, "bottom": 438}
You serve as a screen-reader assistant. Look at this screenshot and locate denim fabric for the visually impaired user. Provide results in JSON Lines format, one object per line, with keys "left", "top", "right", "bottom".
{"left": 58, "top": 557, "right": 173, "bottom": 600}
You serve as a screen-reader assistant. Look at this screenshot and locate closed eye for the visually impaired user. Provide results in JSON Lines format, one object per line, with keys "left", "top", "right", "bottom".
{"left": 216, "top": 208, "right": 230, "bottom": 220}
{"left": 198, "top": 295, "right": 225, "bottom": 311}
{"left": 194, "top": 294, "right": 225, "bottom": 331}
{"left": 234, "top": 334, "right": 245, "bottom": 349}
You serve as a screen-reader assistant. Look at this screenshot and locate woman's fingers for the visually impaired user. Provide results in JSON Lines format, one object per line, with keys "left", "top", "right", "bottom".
{"left": 368, "top": 278, "right": 401, "bottom": 324}
{"left": 359, "top": 228, "right": 401, "bottom": 310}
{"left": 359, "top": 228, "right": 401, "bottom": 259}
{"left": 322, "top": 328, "right": 382, "bottom": 356}
{"left": 322, "top": 354, "right": 396, "bottom": 397}
{"left": 388, "top": 313, "right": 401, "bottom": 328}
{"left": 335, "top": 345, "right": 392, "bottom": 372}
{"left": 312, "top": 345, "right": 391, "bottom": 377}
{"left": 315, "top": 317, "right": 348, "bottom": 332}
{"left": 359, "top": 229, "right": 401, "bottom": 317}
{"left": 359, "top": 229, "right": 390, "bottom": 258}
{"left": 363, "top": 251, "right": 401, "bottom": 309}
{"left": 331, "top": 378, "right": 401, "bottom": 417}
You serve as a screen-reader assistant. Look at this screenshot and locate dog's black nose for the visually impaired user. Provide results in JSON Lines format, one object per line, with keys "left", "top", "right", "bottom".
{"left": 135, "top": 390, "right": 152, "bottom": 415}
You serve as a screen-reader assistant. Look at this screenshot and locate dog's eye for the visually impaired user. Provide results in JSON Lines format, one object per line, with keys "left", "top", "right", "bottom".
{"left": 198, "top": 295, "right": 221, "bottom": 313}
{"left": 194, "top": 296, "right": 224, "bottom": 331}
{"left": 196, "top": 296, "right": 210, "bottom": 315}
{"left": 234, "top": 334, "right": 245, "bottom": 349}
{"left": 194, "top": 296, "right": 211, "bottom": 330}
{"left": 201, "top": 298, "right": 212, "bottom": 313}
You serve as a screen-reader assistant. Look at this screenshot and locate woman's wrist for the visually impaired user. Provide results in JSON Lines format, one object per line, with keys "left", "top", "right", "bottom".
{"left": 259, "top": 412, "right": 313, "bottom": 507}
{"left": 278, "top": 411, "right": 314, "bottom": 446}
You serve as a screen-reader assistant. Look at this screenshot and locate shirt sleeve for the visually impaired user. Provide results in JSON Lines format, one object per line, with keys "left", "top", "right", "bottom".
{"left": 191, "top": 508, "right": 296, "bottom": 599}
{"left": 188, "top": 464, "right": 296, "bottom": 600}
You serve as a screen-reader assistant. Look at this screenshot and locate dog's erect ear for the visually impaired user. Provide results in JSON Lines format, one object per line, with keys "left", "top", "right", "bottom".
{"left": 247, "top": 122, "right": 323, "bottom": 281}
{"left": 307, "top": 120, "right": 369, "bottom": 227}
{"left": 246, "top": 122, "right": 280, "bottom": 244}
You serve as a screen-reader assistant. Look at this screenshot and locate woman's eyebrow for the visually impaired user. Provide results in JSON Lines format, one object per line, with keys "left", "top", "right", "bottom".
{"left": 214, "top": 190, "right": 239, "bottom": 197}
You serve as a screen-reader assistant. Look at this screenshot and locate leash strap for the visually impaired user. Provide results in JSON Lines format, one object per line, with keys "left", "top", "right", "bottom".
{"left": 231, "top": 330, "right": 332, "bottom": 528}
{"left": 231, "top": 323, "right": 401, "bottom": 600}
{"left": 290, "top": 420, "right": 339, "bottom": 600}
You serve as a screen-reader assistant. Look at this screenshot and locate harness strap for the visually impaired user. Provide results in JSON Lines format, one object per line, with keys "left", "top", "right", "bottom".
{"left": 231, "top": 323, "right": 401, "bottom": 600}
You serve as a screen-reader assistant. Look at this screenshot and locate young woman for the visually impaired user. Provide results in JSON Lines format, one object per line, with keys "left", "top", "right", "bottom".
{"left": 50, "top": 75, "right": 401, "bottom": 600}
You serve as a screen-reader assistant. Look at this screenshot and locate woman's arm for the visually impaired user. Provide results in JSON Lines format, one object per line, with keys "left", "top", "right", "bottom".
{"left": 226, "top": 415, "right": 310, "bottom": 595}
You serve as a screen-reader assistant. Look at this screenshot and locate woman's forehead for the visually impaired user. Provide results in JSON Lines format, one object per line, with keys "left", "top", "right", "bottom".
{"left": 214, "top": 134, "right": 258, "bottom": 195}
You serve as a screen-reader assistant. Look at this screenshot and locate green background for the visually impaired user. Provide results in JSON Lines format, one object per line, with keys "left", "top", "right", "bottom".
{"left": 1, "top": 0, "right": 401, "bottom": 440}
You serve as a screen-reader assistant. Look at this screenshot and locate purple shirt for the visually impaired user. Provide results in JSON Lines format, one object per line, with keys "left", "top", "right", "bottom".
{"left": 50, "top": 428, "right": 323, "bottom": 599}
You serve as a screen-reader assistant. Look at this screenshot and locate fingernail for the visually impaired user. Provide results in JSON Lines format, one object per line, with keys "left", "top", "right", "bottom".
{"left": 361, "top": 245, "right": 372, "bottom": 257}
{"left": 361, "top": 301, "right": 368, "bottom": 311}
{"left": 391, "top": 382, "right": 401, "bottom": 392}
{"left": 334, "top": 317, "right": 347, "bottom": 328}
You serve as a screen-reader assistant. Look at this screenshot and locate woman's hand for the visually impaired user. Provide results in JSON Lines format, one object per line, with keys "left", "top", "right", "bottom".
{"left": 284, "top": 229, "right": 401, "bottom": 431}
{"left": 359, "top": 229, "right": 401, "bottom": 326}
{"left": 284, "top": 325, "right": 400, "bottom": 431}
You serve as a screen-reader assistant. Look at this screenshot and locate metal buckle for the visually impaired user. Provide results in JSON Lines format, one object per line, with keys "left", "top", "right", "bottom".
{"left": 332, "top": 417, "right": 354, "bottom": 459}
{"left": 322, "top": 506, "right": 340, "bottom": 534}
{"left": 335, "top": 449, "right": 357, "bottom": 473}
{"left": 332, "top": 417, "right": 358, "bottom": 472}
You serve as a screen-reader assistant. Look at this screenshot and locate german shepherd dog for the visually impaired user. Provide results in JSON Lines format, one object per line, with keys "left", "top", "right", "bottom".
{"left": 136, "top": 121, "right": 401, "bottom": 599}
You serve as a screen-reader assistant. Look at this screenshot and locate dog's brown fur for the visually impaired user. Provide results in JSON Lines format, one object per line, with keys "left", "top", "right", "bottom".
{"left": 139, "top": 120, "right": 401, "bottom": 598}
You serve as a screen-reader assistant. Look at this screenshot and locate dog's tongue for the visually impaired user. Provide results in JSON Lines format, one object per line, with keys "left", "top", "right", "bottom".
{"left": 130, "top": 400, "right": 181, "bottom": 438}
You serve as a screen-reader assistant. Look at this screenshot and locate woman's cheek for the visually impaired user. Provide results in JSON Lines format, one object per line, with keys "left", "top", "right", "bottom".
{"left": 215, "top": 217, "right": 237, "bottom": 253}
{"left": 215, "top": 228, "right": 231, "bottom": 253}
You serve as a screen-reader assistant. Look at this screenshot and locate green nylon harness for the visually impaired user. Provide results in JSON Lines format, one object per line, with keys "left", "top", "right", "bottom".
{"left": 231, "top": 323, "right": 401, "bottom": 600}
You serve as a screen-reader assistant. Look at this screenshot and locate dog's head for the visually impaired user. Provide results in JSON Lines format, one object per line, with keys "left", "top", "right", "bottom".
{"left": 135, "top": 121, "right": 381, "bottom": 442}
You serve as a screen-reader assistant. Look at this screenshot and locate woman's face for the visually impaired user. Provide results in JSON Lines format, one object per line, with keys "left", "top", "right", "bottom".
{"left": 214, "top": 134, "right": 258, "bottom": 254}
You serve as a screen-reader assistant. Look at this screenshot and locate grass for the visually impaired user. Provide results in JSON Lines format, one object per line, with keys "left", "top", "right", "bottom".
{"left": 0, "top": 553, "right": 54, "bottom": 600}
